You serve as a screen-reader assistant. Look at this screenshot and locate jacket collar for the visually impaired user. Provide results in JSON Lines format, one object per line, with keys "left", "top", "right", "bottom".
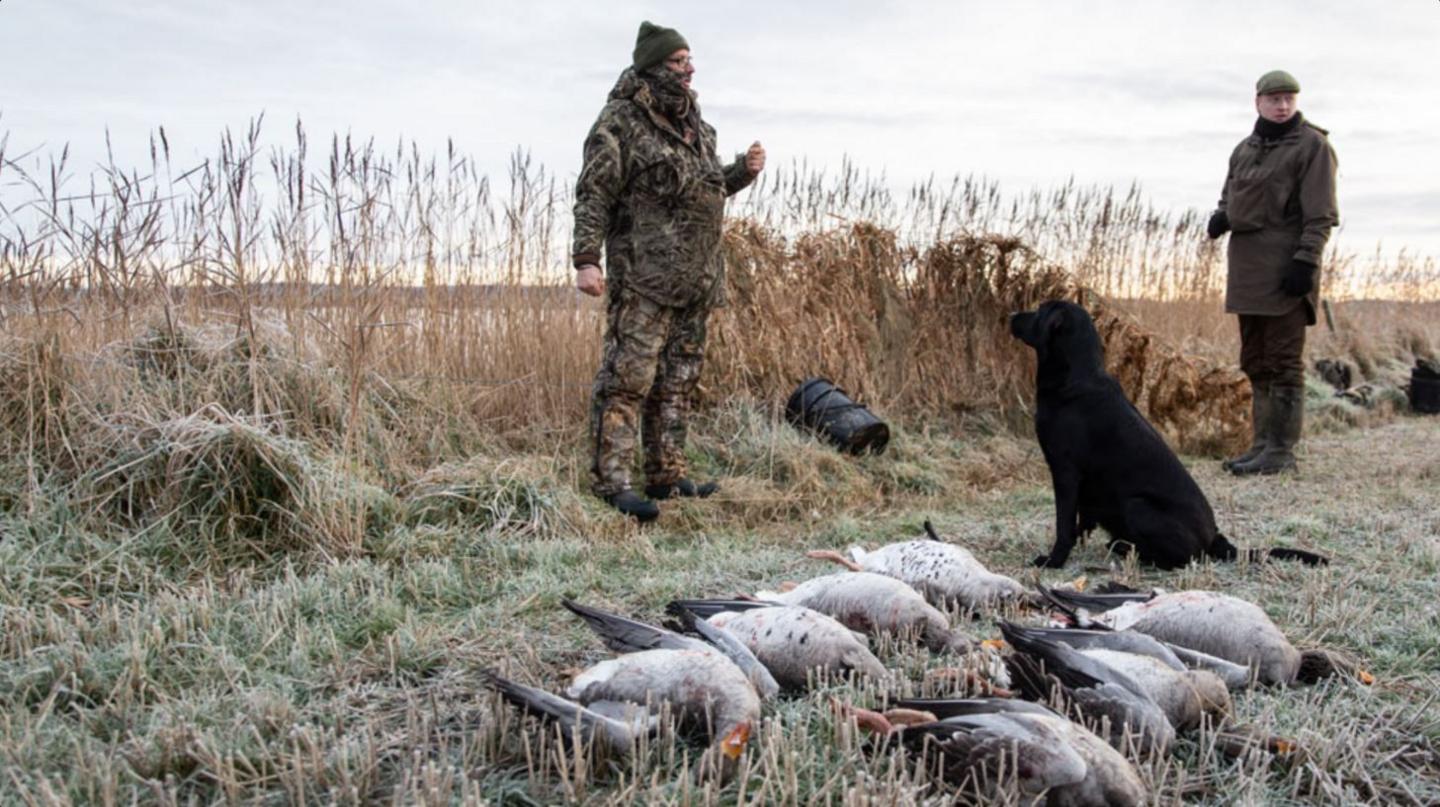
{"left": 1251, "top": 111, "right": 1305, "bottom": 144}
{"left": 608, "top": 68, "right": 700, "bottom": 149}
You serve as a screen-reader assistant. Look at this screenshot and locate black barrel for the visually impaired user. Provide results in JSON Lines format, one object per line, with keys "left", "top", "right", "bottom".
{"left": 786, "top": 377, "right": 890, "bottom": 455}
{"left": 1411, "top": 363, "right": 1440, "bottom": 414}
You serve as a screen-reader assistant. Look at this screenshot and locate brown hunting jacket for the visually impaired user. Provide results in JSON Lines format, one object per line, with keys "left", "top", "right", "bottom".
{"left": 571, "top": 68, "right": 755, "bottom": 308}
{"left": 1218, "top": 112, "right": 1338, "bottom": 323}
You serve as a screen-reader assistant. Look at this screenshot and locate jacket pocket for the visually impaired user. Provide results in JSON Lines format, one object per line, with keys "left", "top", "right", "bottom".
{"left": 1228, "top": 159, "right": 1297, "bottom": 232}
{"left": 1226, "top": 173, "right": 1271, "bottom": 232}
{"left": 625, "top": 197, "right": 690, "bottom": 305}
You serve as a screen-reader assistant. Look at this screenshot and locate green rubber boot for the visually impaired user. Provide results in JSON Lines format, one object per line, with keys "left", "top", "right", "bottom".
{"left": 1223, "top": 381, "right": 1270, "bottom": 471}
{"left": 1232, "top": 385, "right": 1301, "bottom": 476}
{"left": 606, "top": 490, "right": 660, "bottom": 522}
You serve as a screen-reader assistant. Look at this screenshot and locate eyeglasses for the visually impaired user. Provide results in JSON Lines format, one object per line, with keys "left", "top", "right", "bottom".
{"left": 665, "top": 56, "right": 693, "bottom": 68}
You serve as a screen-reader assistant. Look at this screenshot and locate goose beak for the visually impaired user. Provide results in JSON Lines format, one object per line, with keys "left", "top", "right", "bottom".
{"left": 1357, "top": 670, "right": 1375, "bottom": 685}
{"left": 721, "top": 722, "right": 751, "bottom": 760}
{"left": 981, "top": 639, "right": 1008, "bottom": 650}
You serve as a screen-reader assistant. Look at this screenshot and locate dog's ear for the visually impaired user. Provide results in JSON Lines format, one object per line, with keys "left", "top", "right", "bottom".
{"left": 1040, "top": 303, "right": 1067, "bottom": 342}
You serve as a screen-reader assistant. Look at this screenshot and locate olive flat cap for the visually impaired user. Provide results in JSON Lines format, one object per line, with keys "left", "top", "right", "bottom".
{"left": 1256, "top": 69, "right": 1301, "bottom": 95}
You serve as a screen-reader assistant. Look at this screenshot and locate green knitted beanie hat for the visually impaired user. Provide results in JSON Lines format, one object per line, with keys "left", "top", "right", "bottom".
{"left": 633, "top": 21, "right": 689, "bottom": 71}
{"left": 1256, "top": 70, "right": 1301, "bottom": 95}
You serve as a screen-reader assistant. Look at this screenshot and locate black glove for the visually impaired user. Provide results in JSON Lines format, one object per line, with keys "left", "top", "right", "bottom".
{"left": 1206, "top": 209, "right": 1230, "bottom": 240}
{"left": 1280, "top": 259, "right": 1316, "bottom": 297}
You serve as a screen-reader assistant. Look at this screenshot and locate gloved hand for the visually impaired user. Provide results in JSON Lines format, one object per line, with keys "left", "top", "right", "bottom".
{"left": 1206, "top": 209, "right": 1230, "bottom": 240}
{"left": 1280, "top": 259, "right": 1316, "bottom": 297}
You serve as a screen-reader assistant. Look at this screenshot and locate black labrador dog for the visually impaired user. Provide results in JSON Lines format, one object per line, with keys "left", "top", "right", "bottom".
{"left": 1010, "top": 300, "right": 1324, "bottom": 569}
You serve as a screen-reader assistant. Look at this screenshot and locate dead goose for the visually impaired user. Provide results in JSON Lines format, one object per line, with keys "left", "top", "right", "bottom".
{"left": 1043, "top": 587, "right": 1301, "bottom": 686}
{"left": 485, "top": 647, "right": 760, "bottom": 782}
{"left": 1145, "top": 630, "right": 1358, "bottom": 689}
{"left": 998, "top": 622, "right": 1175, "bottom": 755}
{"left": 806, "top": 520, "right": 1026, "bottom": 611}
{"left": 664, "top": 599, "right": 888, "bottom": 690}
{"left": 861, "top": 697, "right": 1146, "bottom": 807}
{"left": 561, "top": 598, "right": 780, "bottom": 700}
{"left": 1005, "top": 624, "right": 1231, "bottom": 732}
{"left": 754, "top": 571, "right": 975, "bottom": 654}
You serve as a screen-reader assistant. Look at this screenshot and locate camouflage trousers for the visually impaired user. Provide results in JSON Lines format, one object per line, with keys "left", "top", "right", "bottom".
{"left": 589, "top": 288, "right": 710, "bottom": 498}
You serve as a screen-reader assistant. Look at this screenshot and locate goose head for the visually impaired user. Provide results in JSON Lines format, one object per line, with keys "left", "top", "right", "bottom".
{"left": 695, "top": 719, "right": 753, "bottom": 784}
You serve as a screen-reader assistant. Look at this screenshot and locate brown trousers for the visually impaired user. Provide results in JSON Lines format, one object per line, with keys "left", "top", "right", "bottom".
{"left": 1238, "top": 303, "right": 1309, "bottom": 390}
{"left": 589, "top": 288, "right": 710, "bottom": 498}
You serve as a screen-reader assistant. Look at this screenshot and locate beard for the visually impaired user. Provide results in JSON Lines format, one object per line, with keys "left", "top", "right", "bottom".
{"left": 642, "top": 65, "right": 696, "bottom": 121}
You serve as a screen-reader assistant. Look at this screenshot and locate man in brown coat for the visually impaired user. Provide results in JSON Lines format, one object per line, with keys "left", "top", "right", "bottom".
{"left": 1207, "top": 69, "right": 1338, "bottom": 476}
{"left": 573, "top": 22, "right": 765, "bottom": 521}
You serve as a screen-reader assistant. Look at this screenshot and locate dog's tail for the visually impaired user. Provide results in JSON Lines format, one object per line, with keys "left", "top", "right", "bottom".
{"left": 1208, "top": 533, "right": 1329, "bottom": 566}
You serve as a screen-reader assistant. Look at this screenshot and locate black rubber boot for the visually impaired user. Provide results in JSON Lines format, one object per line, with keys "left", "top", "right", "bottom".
{"left": 644, "top": 479, "right": 719, "bottom": 500}
{"left": 1232, "top": 385, "right": 1302, "bottom": 476}
{"left": 606, "top": 490, "right": 660, "bottom": 522}
{"left": 1223, "top": 382, "right": 1270, "bottom": 471}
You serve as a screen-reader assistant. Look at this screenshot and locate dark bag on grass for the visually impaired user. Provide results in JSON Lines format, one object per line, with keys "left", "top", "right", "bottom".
{"left": 786, "top": 377, "right": 890, "bottom": 455}
{"left": 1411, "top": 360, "right": 1440, "bottom": 415}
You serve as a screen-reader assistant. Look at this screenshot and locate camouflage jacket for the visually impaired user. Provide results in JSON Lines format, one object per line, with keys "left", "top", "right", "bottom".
{"left": 1218, "top": 113, "right": 1338, "bottom": 321}
{"left": 571, "top": 68, "right": 755, "bottom": 308}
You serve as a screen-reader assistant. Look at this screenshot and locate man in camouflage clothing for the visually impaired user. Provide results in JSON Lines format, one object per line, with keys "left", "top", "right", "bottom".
{"left": 573, "top": 21, "right": 765, "bottom": 521}
{"left": 1206, "top": 70, "right": 1338, "bottom": 476}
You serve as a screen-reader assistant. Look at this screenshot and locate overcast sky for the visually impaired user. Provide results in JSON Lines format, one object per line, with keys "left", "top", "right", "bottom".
{"left": 2, "top": 0, "right": 1438, "bottom": 260}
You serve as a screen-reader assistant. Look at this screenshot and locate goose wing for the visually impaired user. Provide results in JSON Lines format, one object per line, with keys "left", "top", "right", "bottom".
{"left": 1000, "top": 622, "right": 1148, "bottom": 696}
{"left": 1019, "top": 626, "right": 1186, "bottom": 670}
{"left": 898, "top": 709, "right": 1088, "bottom": 795}
{"left": 563, "top": 598, "right": 706, "bottom": 654}
{"left": 672, "top": 606, "right": 781, "bottom": 700}
{"left": 1040, "top": 585, "right": 1156, "bottom": 617}
{"left": 1163, "top": 643, "right": 1254, "bottom": 689}
{"left": 1000, "top": 623, "right": 1174, "bottom": 754}
{"left": 889, "top": 696, "right": 1059, "bottom": 720}
{"left": 484, "top": 671, "right": 637, "bottom": 755}
{"left": 665, "top": 598, "right": 785, "bottom": 620}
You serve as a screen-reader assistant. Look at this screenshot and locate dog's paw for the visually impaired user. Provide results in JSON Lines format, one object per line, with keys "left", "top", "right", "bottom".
{"left": 1033, "top": 554, "right": 1064, "bottom": 569}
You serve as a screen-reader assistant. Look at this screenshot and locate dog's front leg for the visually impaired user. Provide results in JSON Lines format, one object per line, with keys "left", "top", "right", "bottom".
{"left": 1036, "top": 469, "right": 1080, "bottom": 568}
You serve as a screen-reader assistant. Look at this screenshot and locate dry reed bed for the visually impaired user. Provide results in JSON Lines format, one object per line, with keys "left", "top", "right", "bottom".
{"left": 3, "top": 121, "right": 1436, "bottom": 478}
{"left": 714, "top": 222, "right": 1256, "bottom": 455}
{"left": 3, "top": 123, "right": 1434, "bottom": 456}
{"left": 0, "top": 225, "right": 1264, "bottom": 581}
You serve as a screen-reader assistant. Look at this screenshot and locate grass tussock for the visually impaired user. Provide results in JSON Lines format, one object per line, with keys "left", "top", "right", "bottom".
{"left": 401, "top": 454, "right": 583, "bottom": 538}
{"left": 83, "top": 407, "right": 397, "bottom": 564}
